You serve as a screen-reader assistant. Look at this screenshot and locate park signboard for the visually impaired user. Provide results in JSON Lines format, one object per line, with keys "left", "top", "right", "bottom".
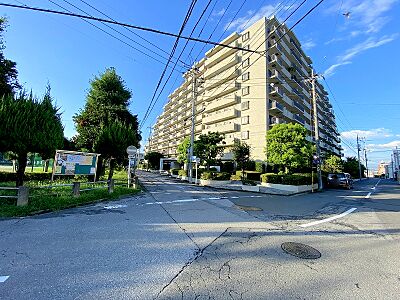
{"left": 51, "top": 150, "right": 100, "bottom": 180}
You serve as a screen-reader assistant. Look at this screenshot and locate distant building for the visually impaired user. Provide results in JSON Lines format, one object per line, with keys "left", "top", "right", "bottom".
{"left": 146, "top": 16, "right": 341, "bottom": 161}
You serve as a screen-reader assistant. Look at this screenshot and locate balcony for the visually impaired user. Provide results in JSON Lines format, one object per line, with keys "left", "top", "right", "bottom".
{"left": 205, "top": 81, "right": 241, "bottom": 101}
{"left": 269, "top": 85, "right": 284, "bottom": 98}
{"left": 269, "top": 69, "right": 282, "bottom": 84}
{"left": 293, "top": 100, "right": 305, "bottom": 112}
{"left": 294, "top": 114, "right": 305, "bottom": 125}
{"left": 205, "top": 95, "right": 239, "bottom": 112}
{"left": 269, "top": 100, "right": 284, "bottom": 116}
{"left": 203, "top": 108, "right": 239, "bottom": 124}
{"left": 206, "top": 42, "right": 238, "bottom": 69}
{"left": 204, "top": 122, "right": 238, "bottom": 134}
{"left": 205, "top": 55, "right": 240, "bottom": 80}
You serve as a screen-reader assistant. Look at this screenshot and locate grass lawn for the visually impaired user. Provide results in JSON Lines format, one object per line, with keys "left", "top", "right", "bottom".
{"left": 0, "top": 169, "right": 137, "bottom": 218}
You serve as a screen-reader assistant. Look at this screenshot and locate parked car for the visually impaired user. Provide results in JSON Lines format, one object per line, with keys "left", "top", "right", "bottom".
{"left": 327, "top": 173, "right": 353, "bottom": 189}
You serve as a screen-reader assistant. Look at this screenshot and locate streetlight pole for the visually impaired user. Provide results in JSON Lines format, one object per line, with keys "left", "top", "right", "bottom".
{"left": 310, "top": 69, "right": 323, "bottom": 191}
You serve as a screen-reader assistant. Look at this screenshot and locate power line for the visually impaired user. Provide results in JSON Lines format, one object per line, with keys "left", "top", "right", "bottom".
{"left": 139, "top": 0, "right": 198, "bottom": 129}
{"left": 140, "top": 0, "right": 214, "bottom": 128}
{"left": 76, "top": 0, "right": 189, "bottom": 68}
{"left": 46, "top": 0, "right": 187, "bottom": 71}
{"left": 0, "top": 2, "right": 262, "bottom": 55}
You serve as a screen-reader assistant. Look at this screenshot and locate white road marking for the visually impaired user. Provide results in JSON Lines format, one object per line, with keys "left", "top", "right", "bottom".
{"left": 365, "top": 192, "right": 372, "bottom": 199}
{"left": 0, "top": 276, "right": 9, "bottom": 283}
{"left": 230, "top": 196, "right": 239, "bottom": 199}
{"left": 208, "top": 197, "right": 221, "bottom": 200}
{"left": 299, "top": 208, "right": 357, "bottom": 228}
{"left": 104, "top": 204, "right": 127, "bottom": 209}
{"left": 375, "top": 179, "right": 381, "bottom": 187}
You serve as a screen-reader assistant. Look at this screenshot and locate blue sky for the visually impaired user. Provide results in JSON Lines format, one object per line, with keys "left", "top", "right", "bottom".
{"left": 2, "top": 0, "right": 400, "bottom": 171}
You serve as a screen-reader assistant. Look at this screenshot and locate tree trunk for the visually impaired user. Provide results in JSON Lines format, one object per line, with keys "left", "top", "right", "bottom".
{"left": 108, "top": 158, "right": 115, "bottom": 181}
{"left": 16, "top": 152, "right": 27, "bottom": 187}
{"left": 44, "top": 159, "right": 49, "bottom": 173}
{"left": 95, "top": 156, "right": 104, "bottom": 182}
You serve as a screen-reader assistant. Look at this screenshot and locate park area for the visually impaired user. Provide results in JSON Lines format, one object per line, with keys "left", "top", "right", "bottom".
{"left": 0, "top": 165, "right": 139, "bottom": 218}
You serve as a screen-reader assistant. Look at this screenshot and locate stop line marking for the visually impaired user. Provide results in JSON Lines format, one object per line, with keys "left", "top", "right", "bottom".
{"left": 137, "top": 195, "right": 263, "bottom": 206}
{"left": 299, "top": 208, "right": 357, "bottom": 228}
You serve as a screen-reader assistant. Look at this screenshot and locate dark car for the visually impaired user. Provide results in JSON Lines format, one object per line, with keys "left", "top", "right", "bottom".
{"left": 327, "top": 173, "right": 353, "bottom": 189}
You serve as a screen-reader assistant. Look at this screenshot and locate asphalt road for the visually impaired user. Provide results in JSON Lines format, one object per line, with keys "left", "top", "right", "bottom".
{"left": 0, "top": 172, "right": 399, "bottom": 299}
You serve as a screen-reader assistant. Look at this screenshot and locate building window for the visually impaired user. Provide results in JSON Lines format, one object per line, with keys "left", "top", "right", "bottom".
{"left": 242, "top": 72, "right": 250, "bottom": 81}
{"left": 241, "top": 116, "right": 249, "bottom": 125}
{"left": 241, "top": 101, "right": 249, "bottom": 110}
{"left": 241, "top": 131, "right": 249, "bottom": 140}
{"left": 242, "top": 86, "right": 250, "bottom": 96}
{"left": 242, "top": 32, "right": 250, "bottom": 42}
{"left": 242, "top": 58, "right": 250, "bottom": 67}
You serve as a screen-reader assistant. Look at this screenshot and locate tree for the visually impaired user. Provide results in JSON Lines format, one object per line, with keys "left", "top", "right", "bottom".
{"left": 322, "top": 154, "right": 343, "bottom": 173}
{"left": 94, "top": 120, "right": 140, "bottom": 180}
{"left": 144, "top": 151, "right": 164, "bottom": 170}
{"left": 343, "top": 156, "right": 366, "bottom": 178}
{"left": 0, "top": 90, "right": 64, "bottom": 186}
{"left": 176, "top": 136, "right": 190, "bottom": 164}
{"left": 232, "top": 140, "right": 251, "bottom": 180}
{"left": 265, "top": 123, "right": 313, "bottom": 174}
{"left": 0, "top": 18, "right": 20, "bottom": 96}
{"left": 73, "top": 68, "right": 141, "bottom": 178}
{"left": 193, "top": 132, "right": 225, "bottom": 170}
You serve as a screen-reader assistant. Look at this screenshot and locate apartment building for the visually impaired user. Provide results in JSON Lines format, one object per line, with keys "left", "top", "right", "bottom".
{"left": 146, "top": 16, "right": 341, "bottom": 161}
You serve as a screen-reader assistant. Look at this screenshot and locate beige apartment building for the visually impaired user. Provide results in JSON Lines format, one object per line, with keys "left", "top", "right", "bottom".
{"left": 146, "top": 16, "right": 341, "bottom": 162}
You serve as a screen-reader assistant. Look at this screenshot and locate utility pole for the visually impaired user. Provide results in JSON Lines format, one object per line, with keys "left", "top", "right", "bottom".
{"left": 147, "top": 126, "right": 153, "bottom": 150}
{"left": 357, "top": 135, "right": 362, "bottom": 180}
{"left": 364, "top": 148, "right": 369, "bottom": 178}
{"left": 310, "top": 69, "right": 323, "bottom": 191}
{"left": 188, "top": 66, "right": 198, "bottom": 184}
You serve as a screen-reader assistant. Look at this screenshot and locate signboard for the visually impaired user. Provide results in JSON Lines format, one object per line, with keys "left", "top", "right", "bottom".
{"left": 52, "top": 150, "right": 100, "bottom": 177}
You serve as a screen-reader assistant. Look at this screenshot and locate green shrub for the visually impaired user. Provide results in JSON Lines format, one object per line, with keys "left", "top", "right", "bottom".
{"left": 255, "top": 162, "right": 266, "bottom": 173}
{"left": 201, "top": 171, "right": 231, "bottom": 180}
{"left": 170, "top": 168, "right": 180, "bottom": 175}
{"left": 260, "top": 173, "right": 315, "bottom": 186}
{"left": 260, "top": 173, "right": 282, "bottom": 184}
{"left": 178, "top": 169, "right": 187, "bottom": 177}
{"left": 0, "top": 172, "right": 53, "bottom": 182}
{"left": 244, "top": 171, "right": 261, "bottom": 181}
{"left": 230, "top": 174, "right": 241, "bottom": 180}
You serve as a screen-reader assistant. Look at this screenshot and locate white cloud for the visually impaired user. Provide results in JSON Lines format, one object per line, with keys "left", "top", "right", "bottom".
{"left": 323, "top": 34, "right": 397, "bottom": 77}
{"left": 339, "top": 34, "right": 397, "bottom": 61}
{"left": 326, "top": 0, "right": 398, "bottom": 35}
{"left": 224, "top": 4, "right": 279, "bottom": 31}
{"left": 368, "top": 140, "right": 400, "bottom": 150}
{"left": 302, "top": 39, "right": 316, "bottom": 50}
{"left": 323, "top": 61, "right": 352, "bottom": 77}
{"left": 212, "top": 8, "right": 226, "bottom": 17}
{"left": 341, "top": 128, "right": 393, "bottom": 139}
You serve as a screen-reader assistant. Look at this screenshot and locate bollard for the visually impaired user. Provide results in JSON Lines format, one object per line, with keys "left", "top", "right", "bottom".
{"left": 72, "top": 182, "right": 80, "bottom": 197}
{"left": 133, "top": 176, "right": 139, "bottom": 189}
{"left": 17, "top": 186, "right": 29, "bottom": 206}
{"left": 108, "top": 179, "right": 114, "bottom": 194}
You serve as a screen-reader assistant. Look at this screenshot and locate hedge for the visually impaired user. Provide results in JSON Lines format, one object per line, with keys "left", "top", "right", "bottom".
{"left": 201, "top": 171, "right": 231, "bottom": 180}
{"left": 260, "top": 173, "right": 315, "bottom": 186}
{"left": 0, "top": 172, "right": 52, "bottom": 182}
{"left": 178, "top": 169, "right": 187, "bottom": 177}
{"left": 170, "top": 168, "right": 180, "bottom": 175}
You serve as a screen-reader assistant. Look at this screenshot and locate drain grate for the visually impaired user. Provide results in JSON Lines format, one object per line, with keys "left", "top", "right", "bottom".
{"left": 281, "top": 242, "right": 321, "bottom": 259}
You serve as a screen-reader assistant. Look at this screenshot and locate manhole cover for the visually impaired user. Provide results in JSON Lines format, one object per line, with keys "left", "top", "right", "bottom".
{"left": 235, "top": 205, "right": 263, "bottom": 211}
{"left": 281, "top": 242, "right": 321, "bottom": 259}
